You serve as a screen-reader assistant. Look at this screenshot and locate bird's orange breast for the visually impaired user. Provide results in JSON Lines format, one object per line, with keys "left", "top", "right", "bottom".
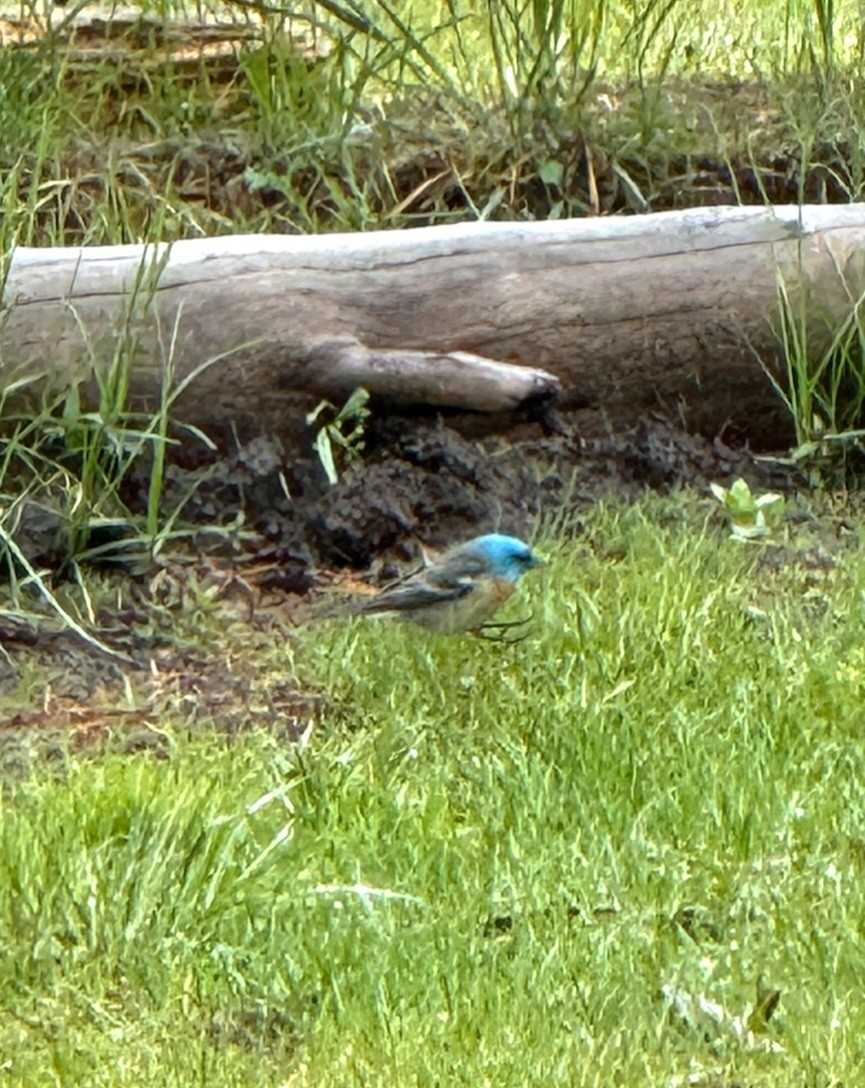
{"left": 491, "top": 578, "right": 517, "bottom": 603}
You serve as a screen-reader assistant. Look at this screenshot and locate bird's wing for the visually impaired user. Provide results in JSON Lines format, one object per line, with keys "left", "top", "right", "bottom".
{"left": 424, "top": 545, "right": 491, "bottom": 584}
{"left": 359, "top": 575, "right": 474, "bottom": 615}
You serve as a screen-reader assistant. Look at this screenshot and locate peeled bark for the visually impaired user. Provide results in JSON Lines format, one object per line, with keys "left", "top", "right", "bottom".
{"left": 4, "top": 204, "right": 865, "bottom": 443}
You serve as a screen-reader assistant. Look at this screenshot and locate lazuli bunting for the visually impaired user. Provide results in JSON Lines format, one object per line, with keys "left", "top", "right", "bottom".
{"left": 358, "top": 533, "right": 545, "bottom": 635}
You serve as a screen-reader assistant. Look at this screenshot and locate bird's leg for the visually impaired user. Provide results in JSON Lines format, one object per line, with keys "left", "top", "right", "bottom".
{"left": 474, "top": 612, "right": 535, "bottom": 642}
{"left": 476, "top": 625, "right": 532, "bottom": 644}
{"left": 479, "top": 612, "right": 534, "bottom": 631}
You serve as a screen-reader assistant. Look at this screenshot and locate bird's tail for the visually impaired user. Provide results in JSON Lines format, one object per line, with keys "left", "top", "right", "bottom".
{"left": 309, "top": 549, "right": 432, "bottom": 623}
{"left": 309, "top": 578, "right": 379, "bottom": 622}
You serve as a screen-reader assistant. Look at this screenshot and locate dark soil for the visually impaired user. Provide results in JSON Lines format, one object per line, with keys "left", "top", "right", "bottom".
{"left": 141, "top": 411, "right": 800, "bottom": 582}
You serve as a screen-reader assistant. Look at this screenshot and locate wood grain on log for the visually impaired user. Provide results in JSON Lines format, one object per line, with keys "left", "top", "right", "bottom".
{"left": 4, "top": 205, "right": 865, "bottom": 440}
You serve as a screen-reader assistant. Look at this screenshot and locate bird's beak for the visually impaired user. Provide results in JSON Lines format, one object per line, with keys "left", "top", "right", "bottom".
{"left": 531, "top": 550, "right": 549, "bottom": 568}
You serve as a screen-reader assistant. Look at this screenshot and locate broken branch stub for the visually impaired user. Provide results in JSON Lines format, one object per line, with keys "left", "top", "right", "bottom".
{"left": 307, "top": 337, "right": 560, "bottom": 412}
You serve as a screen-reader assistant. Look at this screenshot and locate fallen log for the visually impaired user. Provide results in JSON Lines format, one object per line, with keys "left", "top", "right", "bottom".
{"left": 4, "top": 204, "right": 865, "bottom": 444}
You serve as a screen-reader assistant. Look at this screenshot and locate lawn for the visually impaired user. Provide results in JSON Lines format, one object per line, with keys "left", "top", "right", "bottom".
{"left": 3, "top": 495, "right": 865, "bottom": 1085}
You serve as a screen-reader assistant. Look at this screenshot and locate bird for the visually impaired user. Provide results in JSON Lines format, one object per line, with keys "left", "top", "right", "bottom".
{"left": 356, "top": 533, "right": 546, "bottom": 636}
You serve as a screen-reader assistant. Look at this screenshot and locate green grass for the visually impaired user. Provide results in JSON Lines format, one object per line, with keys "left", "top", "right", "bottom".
{"left": 5, "top": 3, "right": 865, "bottom": 1082}
{"left": 4, "top": 494, "right": 865, "bottom": 1085}
{"left": 2, "top": 0, "right": 865, "bottom": 250}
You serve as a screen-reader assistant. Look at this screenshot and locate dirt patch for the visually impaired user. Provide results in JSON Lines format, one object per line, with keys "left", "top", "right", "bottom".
{"left": 169, "top": 413, "right": 800, "bottom": 570}
{"left": 0, "top": 561, "right": 320, "bottom": 765}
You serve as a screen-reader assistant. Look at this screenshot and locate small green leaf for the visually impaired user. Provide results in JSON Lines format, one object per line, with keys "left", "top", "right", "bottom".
{"left": 334, "top": 386, "right": 370, "bottom": 425}
{"left": 538, "top": 158, "right": 564, "bottom": 187}
{"left": 313, "top": 430, "right": 338, "bottom": 486}
{"left": 712, "top": 477, "right": 785, "bottom": 541}
{"left": 726, "top": 477, "right": 755, "bottom": 517}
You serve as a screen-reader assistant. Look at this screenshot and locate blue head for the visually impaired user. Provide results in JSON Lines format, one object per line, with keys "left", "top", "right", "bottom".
{"left": 469, "top": 534, "right": 545, "bottom": 583}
